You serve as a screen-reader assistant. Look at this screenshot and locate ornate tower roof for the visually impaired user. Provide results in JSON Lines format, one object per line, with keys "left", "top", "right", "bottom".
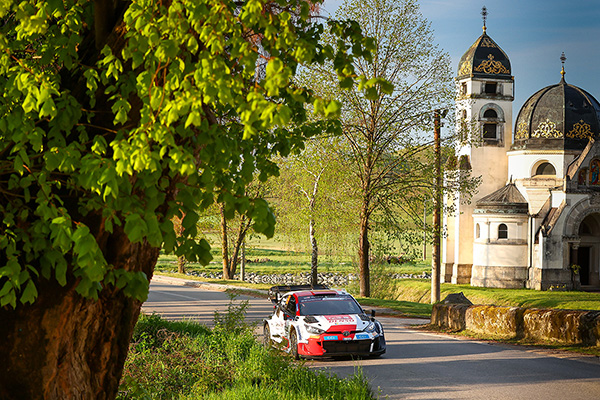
{"left": 475, "top": 182, "right": 528, "bottom": 214}
{"left": 513, "top": 55, "right": 600, "bottom": 151}
{"left": 457, "top": 32, "right": 512, "bottom": 80}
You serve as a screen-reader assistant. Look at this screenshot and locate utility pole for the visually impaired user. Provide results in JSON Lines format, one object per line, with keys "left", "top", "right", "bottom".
{"left": 431, "top": 109, "right": 446, "bottom": 304}
{"left": 423, "top": 203, "right": 427, "bottom": 261}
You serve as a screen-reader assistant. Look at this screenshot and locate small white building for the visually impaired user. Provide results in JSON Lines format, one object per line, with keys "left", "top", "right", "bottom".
{"left": 442, "top": 22, "right": 600, "bottom": 291}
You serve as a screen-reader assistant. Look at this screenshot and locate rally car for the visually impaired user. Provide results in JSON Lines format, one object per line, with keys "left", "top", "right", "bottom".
{"left": 263, "top": 285, "right": 386, "bottom": 359}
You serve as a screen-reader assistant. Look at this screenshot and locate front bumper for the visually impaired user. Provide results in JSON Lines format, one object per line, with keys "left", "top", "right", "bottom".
{"left": 299, "top": 335, "right": 386, "bottom": 357}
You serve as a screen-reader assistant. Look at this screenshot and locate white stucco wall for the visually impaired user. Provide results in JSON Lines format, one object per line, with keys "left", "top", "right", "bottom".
{"left": 473, "top": 214, "right": 528, "bottom": 268}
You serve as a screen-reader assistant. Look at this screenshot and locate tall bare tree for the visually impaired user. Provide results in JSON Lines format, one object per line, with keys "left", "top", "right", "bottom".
{"left": 273, "top": 136, "right": 358, "bottom": 285}
{"left": 311, "top": 0, "right": 454, "bottom": 296}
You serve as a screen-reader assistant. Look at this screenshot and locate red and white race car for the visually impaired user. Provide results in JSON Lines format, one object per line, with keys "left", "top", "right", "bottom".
{"left": 263, "top": 285, "right": 386, "bottom": 359}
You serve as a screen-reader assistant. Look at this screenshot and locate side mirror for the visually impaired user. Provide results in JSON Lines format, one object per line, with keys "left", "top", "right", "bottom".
{"left": 370, "top": 309, "right": 376, "bottom": 321}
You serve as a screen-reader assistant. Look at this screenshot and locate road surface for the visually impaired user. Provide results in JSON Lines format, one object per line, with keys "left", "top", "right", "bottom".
{"left": 143, "top": 278, "right": 600, "bottom": 400}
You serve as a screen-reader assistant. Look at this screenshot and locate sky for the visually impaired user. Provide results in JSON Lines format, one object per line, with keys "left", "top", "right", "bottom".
{"left": 321, "top": 0, "right": 600, "bottom": 120}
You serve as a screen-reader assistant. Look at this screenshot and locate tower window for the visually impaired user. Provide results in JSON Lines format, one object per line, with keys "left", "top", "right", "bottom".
{"left": 485, "top": 82, "right": 497, "bottom": 94}
{"left": 475, "top": 223, "right": 481, "bottom": 239}
{"left": 461, "top": 83, "right": 467, "bottom": 95}
{"left": 483, "top": 109, "right": 497, "bottom": 118}
{"left": 483, "top": 123, "right": 497, "bottom": 139}
{"left": 535, "top": 162, "right": 556, "bottom": 176}
{"left": 498, "top": 224, "right": 508, "bottom": 239}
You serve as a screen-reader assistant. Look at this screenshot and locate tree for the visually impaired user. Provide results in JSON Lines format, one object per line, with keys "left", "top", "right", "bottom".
{"left": 310, "top": 0, "right": 454, "bottom": 297}
{"left": 220, "top": 180, "right": 264, "bottom": 280}
{"left": 273, "top": 136, "right": 358, "bottom": 285}
{"left": 0, "top": 0, "right": 377, "bottom": 397}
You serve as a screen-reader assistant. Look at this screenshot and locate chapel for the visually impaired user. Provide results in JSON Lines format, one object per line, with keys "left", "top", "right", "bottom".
{"left": 441, "top": 10, "right": 600, "bottom": 290}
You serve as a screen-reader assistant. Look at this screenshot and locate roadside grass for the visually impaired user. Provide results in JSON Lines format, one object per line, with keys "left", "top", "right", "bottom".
{"left": 392, "top": 280, "right": 600, "bottom": 311}
{"left": 118, "top": 311, "right": 375, "bottom": 399}
{"left": 355, "top": 297, "right": 433, "bottom": 318}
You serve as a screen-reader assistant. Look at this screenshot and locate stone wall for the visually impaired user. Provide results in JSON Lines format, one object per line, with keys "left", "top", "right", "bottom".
{"left": 431, "top": 303, "right": 600, "bottom": 346}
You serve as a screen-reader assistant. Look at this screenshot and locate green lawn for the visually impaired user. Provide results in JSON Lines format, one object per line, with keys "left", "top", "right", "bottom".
{"left": 393, "top": 280, "right": 600, "bottom": 312}
{"left": 155, "top": 237, "right": 432, "bottom": 276}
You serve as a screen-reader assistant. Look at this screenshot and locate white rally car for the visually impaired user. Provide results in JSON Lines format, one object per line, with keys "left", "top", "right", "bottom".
{"left": 263, "top": 285, "right": 386, "bottom": 359}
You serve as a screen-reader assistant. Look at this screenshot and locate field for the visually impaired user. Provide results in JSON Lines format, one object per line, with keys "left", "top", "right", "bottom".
{"left": 155, "top": 234, "right": 432, "bottom": 276}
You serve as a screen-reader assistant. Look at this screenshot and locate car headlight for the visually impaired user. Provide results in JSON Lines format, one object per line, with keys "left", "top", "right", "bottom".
{"left": 305, "top": 325, "right": 325, "bottom": 335}
{"left": 364, "top": 322, "right": 376, "bottom": 333}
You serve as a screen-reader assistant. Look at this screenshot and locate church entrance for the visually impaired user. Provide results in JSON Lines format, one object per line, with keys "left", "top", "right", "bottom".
{"left": 577, "top": 246, "right": 591, "bottom": 286}
{"left": 577, "top": 214, "right": 600, "bottom": 289}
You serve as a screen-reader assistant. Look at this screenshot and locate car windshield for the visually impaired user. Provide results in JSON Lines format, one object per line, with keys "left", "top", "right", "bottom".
{"left": 298, "top": 295, "right": 363, "bottom": 316}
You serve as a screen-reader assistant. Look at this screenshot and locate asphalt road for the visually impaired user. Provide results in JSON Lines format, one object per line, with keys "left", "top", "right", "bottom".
{"left": 143, "top": 277, "right": 600, "bottom": 400}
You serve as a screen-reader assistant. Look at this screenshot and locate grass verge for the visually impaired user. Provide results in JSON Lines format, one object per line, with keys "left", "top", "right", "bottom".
{"left": 393, "top": 280, "right": 600, "bottom": 311}
{"left": 118, "top": 311, "right": 375, "bottom": 399}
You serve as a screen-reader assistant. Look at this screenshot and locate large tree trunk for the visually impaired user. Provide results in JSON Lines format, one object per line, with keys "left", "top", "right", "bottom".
{"left": 0, "top": 231, "right": 159, "bottom": 399}
{"left": 358, "top": 200, "right": 370, "bottom": 298}
{"left": 0, "top": 7, "right": 162, "bottom": 398}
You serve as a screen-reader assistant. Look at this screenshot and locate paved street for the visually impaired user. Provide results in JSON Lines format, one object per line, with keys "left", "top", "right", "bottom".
{"left": 143, "top": 277, "right": 600, "bottom": 399}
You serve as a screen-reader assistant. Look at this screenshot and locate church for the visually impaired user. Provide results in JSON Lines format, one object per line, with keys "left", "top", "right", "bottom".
{"left": 441, "top": 16, "right": 600, "bottom": 291}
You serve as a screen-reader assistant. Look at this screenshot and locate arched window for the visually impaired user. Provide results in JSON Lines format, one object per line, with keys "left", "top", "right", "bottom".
{"left": 483, "top": 109, "right": 497, "bottom": 118}
{"left": 475, "top": 223, "right": 481, "bottom": 239}
{"left": 535, "top": 162, "right": 556, "bottom": 176}
{"left": 480, "top": 105, "right": 504, "bottom": 142}
{"left": 498, "top": 224, "right": 508, "bottom": 239}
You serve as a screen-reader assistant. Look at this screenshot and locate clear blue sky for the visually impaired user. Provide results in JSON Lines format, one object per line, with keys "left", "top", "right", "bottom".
{"left": 322, "top": 0, "right": 600, "bottom": 117}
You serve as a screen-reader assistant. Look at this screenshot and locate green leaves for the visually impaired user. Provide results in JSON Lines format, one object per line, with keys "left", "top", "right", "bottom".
{"left": 0, "top": 0, "right": 374, "bottom": 309}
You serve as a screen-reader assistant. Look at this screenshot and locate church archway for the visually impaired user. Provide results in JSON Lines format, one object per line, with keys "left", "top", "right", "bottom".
{"left": 576, "top": 214, "right": 600, "bottom": 287}
{"left": 564, "top": 199, "right": 600, "bottom": 289}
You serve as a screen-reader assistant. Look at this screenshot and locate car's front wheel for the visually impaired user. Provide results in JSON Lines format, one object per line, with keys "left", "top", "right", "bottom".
{"left": 289, "top": 329, "right": 299, "bottom": 360}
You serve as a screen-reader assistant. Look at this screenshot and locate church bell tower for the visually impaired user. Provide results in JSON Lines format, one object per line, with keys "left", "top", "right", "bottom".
{"left": 442, "top": 7, "right": 514, "bottom": 284}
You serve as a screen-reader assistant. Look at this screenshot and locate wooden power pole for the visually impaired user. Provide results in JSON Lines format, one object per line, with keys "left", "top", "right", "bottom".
{"left": 431, "top": 109, "right": 446, "bottom": 304}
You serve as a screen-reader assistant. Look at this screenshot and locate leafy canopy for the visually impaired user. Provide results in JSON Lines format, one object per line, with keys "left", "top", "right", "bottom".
{"left": 0, "top": 0, "right": 377, "bottom": 307}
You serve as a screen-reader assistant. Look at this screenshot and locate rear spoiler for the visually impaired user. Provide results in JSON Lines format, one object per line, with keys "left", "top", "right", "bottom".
{"left": 268, "top": 284, "right": 329, "bottom": 303}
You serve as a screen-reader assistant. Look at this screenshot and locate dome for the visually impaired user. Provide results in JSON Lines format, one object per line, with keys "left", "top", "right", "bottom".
{"left": 457, "top": 31, "right": 512, "bottom": 80}
{"left": 513, "top": 76, "right": 600, "bottom": 151}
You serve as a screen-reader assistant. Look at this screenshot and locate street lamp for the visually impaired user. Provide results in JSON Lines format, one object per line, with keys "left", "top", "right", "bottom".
{"left": 432, "top": 108, "right": 448, "bottom": 304}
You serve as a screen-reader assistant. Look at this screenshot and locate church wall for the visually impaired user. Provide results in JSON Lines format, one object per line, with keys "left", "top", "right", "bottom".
{"left": 507, "top": 151, "right": 580, "bottom": 214}
{"left": 472, "top": 214, "right": 528, "bottom": 288}
{"left": 441, "top": 199, "right": 456, "bottom": 283}
{"left": 527, "top": 224, "right": 573, "bottom": 290}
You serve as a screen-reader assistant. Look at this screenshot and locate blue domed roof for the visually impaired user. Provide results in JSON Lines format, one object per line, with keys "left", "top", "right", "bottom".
{"left": 513, "top": 75, "right": 600, "bottom": 151}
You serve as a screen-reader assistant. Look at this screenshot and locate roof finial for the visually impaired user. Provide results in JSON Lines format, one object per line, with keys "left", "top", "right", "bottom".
{"left": 481, "top": 6, "right": 488, "bottom": 33}
{"left": 560, "top": 52, "right": 566, "bottom": 81}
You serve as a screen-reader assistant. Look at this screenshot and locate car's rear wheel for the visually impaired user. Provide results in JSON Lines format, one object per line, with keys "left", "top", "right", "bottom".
{"left": 263, "top": 323, "right": 272, "bottom": 348}
{"left": 290, "top": 329, "right": 299, "bottom": 360}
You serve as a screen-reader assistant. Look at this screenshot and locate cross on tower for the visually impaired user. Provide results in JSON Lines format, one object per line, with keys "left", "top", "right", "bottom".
{"left": 481, "top": 6, "right": 488, "bottom": 32}
{"left": 560, "top": 52, "right": 566, "bottom": 79}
